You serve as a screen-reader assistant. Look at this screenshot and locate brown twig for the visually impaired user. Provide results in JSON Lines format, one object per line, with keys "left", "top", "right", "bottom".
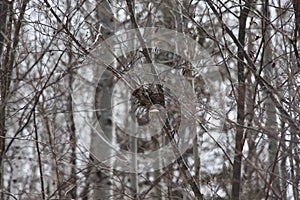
{"left": 33, "top": 108, "right": 46, "bottom": 200}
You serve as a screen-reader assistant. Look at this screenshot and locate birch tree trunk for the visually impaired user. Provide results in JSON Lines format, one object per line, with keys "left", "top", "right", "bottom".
{"left": 90, "top": 0, "right": 116, "bottom": 199}
{"left": 0, "top": 1, "right": 28, "bottom": 198}
{"left": 262, "top": 1, "right": 281, "bottom": 198}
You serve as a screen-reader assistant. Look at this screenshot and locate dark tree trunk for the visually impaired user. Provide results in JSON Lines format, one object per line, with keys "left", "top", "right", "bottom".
{"left": 0, "top": 2, "right": 8, "bottom": 198}
{"left": 231, "top": 1, "right": 252, "bottom": 199}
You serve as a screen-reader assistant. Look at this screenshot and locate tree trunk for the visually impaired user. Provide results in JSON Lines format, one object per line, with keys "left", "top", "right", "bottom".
{"left": 262, "top": 1, "right": 281, "bottom": 198}
{"left": 231, "top": 1, "right": 252, "bottom": 199}
{"left": 90, "top": 1, "right": 116, "bottom": 199}
{"left": 0, "top": 1, "right": 28, "bottom": 198}
{"left": 0, "top": 2, "right": 8, "bottom": 197}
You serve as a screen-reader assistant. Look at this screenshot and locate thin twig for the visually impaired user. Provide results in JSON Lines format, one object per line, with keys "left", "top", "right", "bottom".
{"left": 33, "top": 108, "right": 46, "bottom": 200}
